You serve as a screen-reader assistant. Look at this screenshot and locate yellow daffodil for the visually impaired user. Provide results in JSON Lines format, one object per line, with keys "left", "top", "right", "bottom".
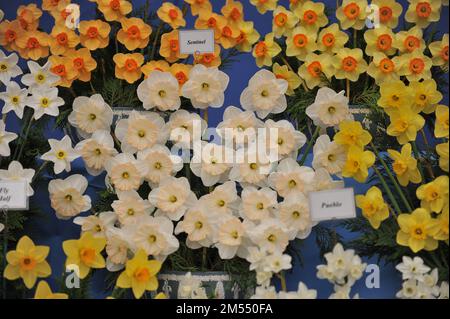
{"left": 159, "top": 30, "right": 188, "bottom": 63}
{"left": 405, "top": 0, "right": 441, "bottom": 29}
{"left": 334, "top": 120, "right": 372, "bottom": 149}
{"left": 116, "top": 249, "right": 162, "bottom": 299}
{"left": 235, "top": 21, "right": 260, "bottom": 52}
{"left": 185, "top": 0, "right": 213, "bottom": 17}
{"left": 387, "top": 143, "right": 422, "bottom": 186}
{"left": 62, "top": 232, "right": 106, "bottom": 279}
{"left": 194, "top": 44, "right": 222, "bottom": 67}
{"left": 217, "top": 23, "right": 240, "bottom": 49}
{"left": 170, "top": 63, "right": 192, "bottom": 87}
{"left": 356, "top": 186, "right": 390, "bottom": 229}
{"left": 297, "top": 53, "right": 335, "bottom": 89}
{"left": 17, "top": 3, "right": 42, "bottom": 31}
{"left": 4, "top": 236, "right": 51, "bottom": 289}
{"left": 371, "top": 0, "right": 404, "bottom": 28}
{"left": 364, "top": 26, "right": 396, "bottom": 57}
{"left": 395, "top": 26, "right": 425, "bottom": 53}
{"left": 429, "top": 34, "right": 449, "bottom": 68}
{"left": 49, "top": 55, "right": 78, "bottom": 88}
{"left": 416, "top": 176, "right": 449, "bottom": 213}
{"left": 289, "top": 0, "right": 303, "bottom": 11}
{"left": 65, "top": 48, "right": 97, "bottom": 82}
{"left": 157, "top": 2, "right": 186, "bottom": 29}
{"left": 336, "top": 0, "right": 368, "bottom": 30}
{"left": 272, "top": 6, "right": 298, "bottom": 38}
{"left": 409, "top": 79, "right": 443, "bottom": 114}
{"left": 342, "top": 146, "right": 375, "bottom": 182}
{"left": 113, "top": 53, "right": 144, "bottom": 84}
{"left": 286, "top": 26, "right": 317, "bottom": 61}
{"left": 154, "top": 292, "right": 168, "bottom": 299}
{"left": 377, "top": 80, "right": 413, "bottom": 112}
{"left": 436, "top": 142, "right": 449, "bottom": 172}
{"left": 367, "top": 52, "right": 401, "bottom": 84}
{"left": 434, "top": 210, "right": 449, "bottom": 243}
{"left": 294, "top": 0, "right": 328, "bottom": 32}
{"left": 16, "top": 30, "right": 50, "bottom": 61}
{"left": 195, "top": 12, "right": 228, "bottom": 40}
{"left": 387, "top": 108, "right": 425, "bottom": 144}
{"left": 142, "top": 60, "right": 170, "bottom": 78}
{"left": 98, "top": 0, "right": 132, "bottom": 22}
{"left": 398, "top": 50, "right": 433, "bottom": 82}
{"left": 0, "top": 20, "right": 23, "bottom": 52}
{"left": 79, "top": 20, "right": 111, "bottom": 50}
{"left": 221, "top": 0, "right": 245, "bottom": 28}
{"left": 397, "top": 208, "right": 440, "bottom": 253}
{"left": 317, "top": 23, "right": 349, "bottom": 54}
{"left": 34, "top": 281, "right": 68, "bottom": 299}
{"left": 48, "top": 0, "right": 73, "bottom": 26}
{"left": 117, "top": 17, "right": 152, "bottom": 51}
{"left": 250, "top": 0, "right": 278, "bottom": 14}
{"left": 272, "top": 62, "right": 301, "bottom": 95}
{"left": 252, "top": 32, "right": 281, "bottom": 67}
{"left": 333, "top": 48, "right": 368, "bottom": 82}
{"left": 49, "top": 25, "right": 79, "bottom": 56}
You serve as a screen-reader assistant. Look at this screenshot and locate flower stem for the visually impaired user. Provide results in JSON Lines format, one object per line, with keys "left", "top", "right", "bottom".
{"left": 346, "top": 79, "right": 350, "bottom": 100}
{"left": 31, "top": 161, "right": 50, "bottom": 184}
{"left": 372, "top": 166, "right": 402, "bottom": 215}
{"left": 15, "top": 118, "right": 34, "bottom": 162}
{"left": 150, "top": 22, "right": 164, "bottom": 61}
{"left": 2, "top": 209, "right": 8, "bottom": 299}
{"left": 298, "top": 126, "right": 320, "bottom": 166}
{"left": 277, "top": 272, "right": 287, "bottom": 292}
{"left": 202, "top": 247, "right": 208, "bottom": 271}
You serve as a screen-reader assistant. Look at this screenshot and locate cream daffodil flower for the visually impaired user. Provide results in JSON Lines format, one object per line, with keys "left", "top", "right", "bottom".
{"left": 137, "top": 71, "right": 181, "bottom": 111}
{"left": 278, "top": 193, "right": 315, "bottom": 239}
{"left": 175, "top": 204, "right": 215, "bottom": 249}
{"left": 105, "top": 153, "right": 148, "bottom": 192}
{"left": 312, "top": 134, "right": 347, "bottom": 176}
{"left": 111, "top": 190, "right": 154, "bottom": 226}
{"left": 239, "top": 186, "right": 278, "bottom": 222}
{"left": 74, "top": 211, "right": 117, "bottom": 238}
{"left": 0, "top": 121, "right": 17, "bottom": 157}
{"left": 42, "top": 135, "right": 80, "bottom": 174}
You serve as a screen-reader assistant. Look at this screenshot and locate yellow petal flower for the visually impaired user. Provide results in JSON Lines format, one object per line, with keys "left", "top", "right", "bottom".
{"left": 334, "top": 120, "right": 372, "bottom": 149}
{"left": 371, "top": 0, "right": 403, "bottom": 28}
{"left": 434, "top": 104, "right": 449, "bottom": 138}
{"left": 387, "top": 143, "right": 422, "bottom": 186}
{"left": 386, "top": 108, "right": 425, "bottom": 144}
{"left": 342, "top": 146, "right": 375, "bottom": 183}
{"left": 79, "top": 20, "right": 111, "bottom": 50}
{"left": 416, "top": 176, "right": 449, "bottom": 213}
{"left": 252, "top": 32, "right": 281, "bottom": 67}
{"left": 117, "top": 17, "right": 152, "bottom": 51}
{"left": 356, "top": 186, "right": 390, "bottom": 229}
{"left": 429, "top": 34, "right": 449, "bottom": 68}
{"left": 336, "top": 0, "right": 368, "bottom": 30}
{"left": 34, "top": 281, "right": 69, "bottom": 299}
{"left": 113, "top": 53, "right": 144, "bottom": 84}
{"left": 436, "top": 142, "right": 449, "bottom": 172}
{"left": 333, "top": 48, "right": 368, "bottom": 82}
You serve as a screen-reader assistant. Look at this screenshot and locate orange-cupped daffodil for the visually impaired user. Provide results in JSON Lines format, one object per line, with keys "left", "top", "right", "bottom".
{"left": 113, "top": 53, "right": 144, "bottom": 84}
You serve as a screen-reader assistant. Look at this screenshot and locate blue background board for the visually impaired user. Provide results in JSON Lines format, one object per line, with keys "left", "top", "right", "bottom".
{"left": 0, "top": 0, "right": 448, "bottom": 298}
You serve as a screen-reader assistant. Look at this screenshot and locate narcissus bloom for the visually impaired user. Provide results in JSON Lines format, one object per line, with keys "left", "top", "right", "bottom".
{"left": 111, "top": 190, "right": 153, "bottom": 226}
{"left": 222, "top": 0, "right": 244, "bottom": 27}
{"left": 272, "top": 63, "right": 301, "bottom": 96}
{"left": 4, "top": 236, "right": 51, "bottom": 289}
{"left": 334, "top": 120, "right": 372, "bottom": 149}
{"left": 194, "top": 44, "right": 222, "bottom": 67}
{"left": 34, "top": 281, "right": 68, "bottom": 299}
{"left": 342, "top": 146, "right": 375, "bottom": 183}
{"left": 16, "top": 30, "right": 50, "bottom": 61}
{"left": 137, "top": 71, "right": 181, "bottom": 111}
{"left": 217, "top": 23, "right": 240, "bottom": 49}
{"left": 416, "top": 176, "right": 449, "bottom": 213}
{"left": 386, "top": 108, "right": 425, "bottom": 144}
{"left": 395, "top": 26, "right": 425, "bottom": 53}
{"left": 117, "top": 18, "right": 152, "bottom": 51}
{"left": 429, "top": 34, "right": 449, "bottom": 68}
{"left": 278, "top": 193, "right": 314, "bottom": 240}
{"left": 396, "top": 208, "right": 439, "bottom": 253}
{"left": 106, "top": 153, "right": 147, "bottom": 191}
{"left": 200, "top": 181, "right": 240, "bottom": 217}
{"left": 269, "top": 158, "right": 316, "bottom": 197}
{"left": 364, "top": 26, "right": 396, "bottom": 57}
{"left": 66, "top": 48, "right": 97, "bottom": 82}
{"left": 336, "top": 0, "right": 368, "bottom": 30}
{"left": 409, "top": 79, "right": 443, "bottom": 114}
{"left": 312, "top": 135, "right": 347, "bottom": 176}
{"left": 174, "top": 204, "right": 215, "bottom": 249}
{"left": 235, "top": 21, "right": 260, "bottom": 53}
{"left": 74, "top": 211, "right": 116, "bottom": 238}
{"left": 294, "top": 1, "right": 328, "bottom": 31}
{"left": 333, "top": 48, "right": 368, "bottom": 82}
{"left": 250, "top": 0, "right": 278, "bottom": 14}
{"left": 166, "top": 109, "right": 207, "bottom": 149}
{"left": 367, "top": 53, "right": 401, "bottom": 84}
{"left": 252, "top": 32, "right": 281, "bottom": 68}
{"left": 371, "top": 0, "right": 404, "bottom": 28}
{"left": 159, "top": 30, "right": 188, "bottom": 63}
{"left": 63, "top": 232, "right": 106, "bottom": 279}
{"left": 286, "top": 26, "right": 317, "bottom": 61}
{"left": 28, "top": 86, "right": 65, "bottom": 120}
{"left": 21, "top": 60, "right": 59, "bottom": 91}
{"left": 196, "top": 12, "right": 227, "bottom": 39}
{"left": 0, "top": 122, "right": 17, "bottom": 157}
{"left": 434, "top": 210, "right": 449, "bottom": 242}
{"left": 42, "top": 135, "right": 80, "bottom": 174}
{"left": 157, "top": 2, "right": 186, "bottom": 29}
{"left": 49, "top": 25, "right": 79, "bottom": 55}
{"left": 113, "top": 53, "right": 144, "bottom": 84}
{"left": 405, "top": 0, "right": 441, "bottom": 29}
{"left": 42, "top": 0, "right": 64, "bottom": 12}
{"left": 49, "top": 55, "right": 78, "bottom": 87}
{"left": 239, "top": 186, "right": 277, "bottom": 222}
{"left": 436, "top": 142, "right": 449, "bottom": 172}
{"left": 317, "top": 23, "right": 349, "bottom": 54}
{"left": 138, "top": 145, "right": 183, "bottom": 186}
{"left": 185, "top": 0, "right": 213, "bottom": 16}
{"left": 388, "top": 143, "right": 422, "bottom": 186}
{"left": 49, "top": 0, "right": 76, "bottom": 26}
{"left": 377, "top": 80, "right": 413, "bottom": 112}
{"left": 170, "top": 63, "right": 192, "bottom": 88}
{"left": 0, "top": 81, "right": 29, "bottom": 119}
{"left": 215, "top": 216, "right": 246, "bottom": 259}
{"left": 398, "top": 50, "right": 432, "bottom": 82}
{"left": 79, "top": 20, "right": 111, "bottom": 50}
{"left": 141, "top": 60, "right": 170, "bottom": 78}
{"left": 297, "top": 53, "right": 335, "bottom": 89}
{"left": 98, "top": 0, "right": 132, "bottom": 22}
{"left": 17, "top": 3, "right": 42, "bottom": 31}
{"left": 272, "top": 6, "right": 298, "bottom": 38}
{"left": 356, "top": 186, "right": 389, "bottom": 229}
{"left": 434, "top": 105, "right": 449, "bottom": 138}
{"left": 265, "top": 119, "right": 306, "bottom": 159}
{"left": 0, "top": 20, "right": 22, "bottom": 52}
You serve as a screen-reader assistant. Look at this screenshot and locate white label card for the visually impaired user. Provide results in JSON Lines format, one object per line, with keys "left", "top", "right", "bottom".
{"left": 179, "top": 29, "right": 215, "bottom": 54}
{"left": 0, "top": 180, "right": 29, "bottom": 210}
{"left": 309, "top": 188, "right": 356, "bottom": 222}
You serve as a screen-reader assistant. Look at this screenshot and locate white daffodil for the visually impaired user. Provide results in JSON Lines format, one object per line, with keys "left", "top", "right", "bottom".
{"left": 175, "top": 204, "right": 215, "bottom": 249}
{"left": 396, "top": 279, "right": 419, "bottom": 299}
{"left": 263, "top": 252, "right": 292, "bottom": 273}
{"left": 41, "top": 135, "right": 80, "bottom": 174}
{"left": 396, "top": 256, "right": 431, "bottom": 281}
{"left": 329, "top": 284, "right": 353, "bottom": 299}
{"left": 239, "top": 186, "right": 277, "bottom": 222}
{"left": 132, "top": 215, "right": 179, "bottom": 261}
{"left": 250, "top": 286, "right": 278, "bottom": 299}
{"left": 264, "top": 119, "right": 306, "bottom": 159}
{"left": 0, "top": 9, "right": 4, "bottom": 22}
{"left": 177, "top": 272, "right": 208, "bottom": 299}
{"left": 278, "top": 193, "right": 315, "bottom": 240}
{"left": 247, "top": 218, "right": 293, "bottom": 253}
{"left": 48, "top": 174, "right": 91, "bottom": 220}
{"left": 181, "top": 64, "right": 229, "bottom": 109}
{"left": 312, "top": 134, "right": 346, "bottom": 176}
{"left": 137, "top": 71, "right": 181, "bottom": 111}
{"left": 214, "top": 215, "right": 246, "bottom": 259}
{"left": 198, "top": 181, "right": 240, "bottom": 217}
{"left": 137, "top": 144, "right": 183, "bottom": 187}
{"left": 240, "top": 69, "right": 288, "bottom": 119}
{"left": 149, "top": 176, "right": 197, "bottom": 221}
{"left": 111, "top": 190, "right": 154, "bottom": 225}
{"left": 0, "top": 81, "right": 29, "bottom": 119}
{"left": 0, "top": 161, "right": 35, "bottom": 196}
{"left": 28, "top": 86, "right": 64, "bottom": 120}
{"left": 438, "top": 282, "right": 449, "bottom": 299}
{"left": 21, "top": 61, "right": 60, "bottom": 91}
{"left": 75, "top": 130, "right": 118, "bottom": 176}
{"left": 0, "top": 50, "right": 22, "bottom": 84}
{"left": 306, "top": 87, "right": 353, "bottom": 128}
{"left": 245, "top": 246, "right": 268, "bottom": 272}
{"left": 216, "top": 106, "right": 263, "bottom": 148}
{"left": 166, "top": 109, "right": 207, "bottom": 149}
{"left": 0, "top": 121, "right": 17, "bottom": 157}
{"left": 313, "top": 168, "right": 345, "bottom": 191}
{"left": 68, "top": 94, "right": 113, "bottom": 138}
{"left": 105, "top": 229, "right": 129, "bottom": 271}
{"left": 268, "top": 157, "right": 316, "bottom": 198}
{"left": 105, "top": 153, "right": 147, "bottom": 192}
{"left": 278, "top": 282, "right": 318, "bottom": 299}
{"left": 190, "top": 141, "right": 232, "bottom": 187}
{"left": 74, "top": 211, "right": 117, "bottom": 238}
{"left": 115, "top": 110, "right": 167, "bottom": 154}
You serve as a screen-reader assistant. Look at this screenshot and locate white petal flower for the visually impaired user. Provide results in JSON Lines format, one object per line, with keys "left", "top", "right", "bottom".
{"left": 214, "top": 215, "right": 246, "bottom": 259}
{"left": 181, "top": 64, "right": 229, "bottom": 109}
{"left": 199, "top": 181, "right": 240, "bottom": 217}
{"left": 21, "top": 61, "right": 60, "bottom": 91}
{"left": 68, "top": 94, "right": 113, "bottom": 138}
{"left": 312, "top": 134, "right": 346, "bottom": 176}
{"left": 250, "top": 286, "right": 278, "bottom": 299}
{"left": 438, "top": 281, "right": 449, "bottom": 299}
{"left": 0, "top": 161, "right": 35, "bottom": 196}
{"left": 240, "top": 69, "right": 288, "bottom": 119}
{"left": 166, "top": 109, "right": 207, "bottom": 149}
{"left": 0, "top": 81, "right": 29, "bottom": 119}
{"left": 105, "top": 230, "right": 129, "bottom": 272}
{"left": 396, "top": 279, "right": 419, "bottom": 299}
{"left": 0, "top": 121, "right": 17, "bottom": 157}
{"left": 396, "top": 256, "right": 431, "bottom": 281}
{"left": 239, "top": 186, "right": 277, "bottom": 222}
{"left": 264, "top": 119, "right": 306, "bottom": 159}
{"left": 41, "top": 135, "right": 80, "bottom": 174}
{"left": 105, "top": 153, "right": 147, "bottom": 192}
{"left": 137, "top": 71, "right": 181, "bottom": 111}
{"left": 111, "top": 190, "right": 154, "bottom": 225}
{"left": 178, "top": 272, "right": 208, "bottom": 299}
{"left": 278, "top": 193, "right": 315, "bottom": 240}
{"left": 313, "top": 168, "right": 345, "bottom": 191}
{"left": 74, "top": 211, "right": 117, "bottom": 238}
{"left": 48, "top": 174, "right": 91, "bottom": 219}
{"left": 278, "top": 282, "right": 317, "bottom": 299}
{"left": 263, "top": 252, "right": 292, "bottom": 273}
{"left": 0, "top": 50, "right": 22, "bottom": 84}
{"left": 245, "top": 246, "right": 268, "bottom": 271}
{"left": 247, "top": 218, "right": 293, "bottom": 253}
{"left": 28, "top": 86, "right": 64, "bottom": 120}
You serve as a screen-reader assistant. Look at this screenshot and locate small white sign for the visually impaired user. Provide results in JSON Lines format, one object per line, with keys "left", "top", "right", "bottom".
{"left": 309, "top": 188, "right": 356, "bottom": 222}
{"left": 179, "top": 29, "right": 215, "bottom": 55}
{"left": 0, "top": 180, "right": 29, "bottom": 211}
